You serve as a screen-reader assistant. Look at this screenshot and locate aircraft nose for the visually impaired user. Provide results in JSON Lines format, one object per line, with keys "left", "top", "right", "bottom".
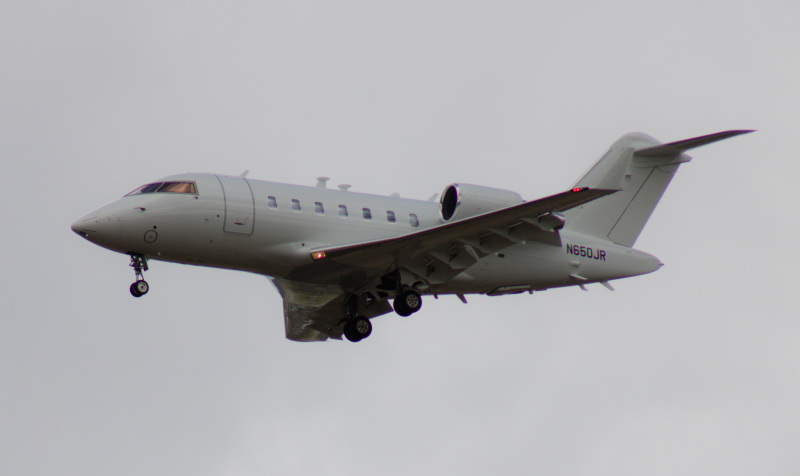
{"left": 71, "top": 214, "right": 123, "bottom": 242}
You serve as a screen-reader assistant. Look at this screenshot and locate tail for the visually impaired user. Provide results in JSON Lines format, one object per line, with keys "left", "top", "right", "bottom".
{"left": 564, "top": 130, "right": 753, "bottom": 247}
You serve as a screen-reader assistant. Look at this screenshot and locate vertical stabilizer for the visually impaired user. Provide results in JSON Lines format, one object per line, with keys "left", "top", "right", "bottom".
{"left": 564, "top": 130, "right": 752, "bottom": 247}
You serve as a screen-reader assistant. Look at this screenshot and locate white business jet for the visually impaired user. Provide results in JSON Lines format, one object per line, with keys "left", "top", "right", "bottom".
{"left": 72, "top": 130, "right": 751, "bottom": 342}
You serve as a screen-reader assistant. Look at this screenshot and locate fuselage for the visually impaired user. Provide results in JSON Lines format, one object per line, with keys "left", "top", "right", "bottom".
{"left": 71, "top": 173, "right": 662, "bottom": 295}
{"left": 71, "top": 130, "right": 752, "bottom": 342}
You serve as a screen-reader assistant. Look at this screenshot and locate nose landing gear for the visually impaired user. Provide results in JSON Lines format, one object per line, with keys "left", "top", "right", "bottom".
{"left": 128, "top": 253, "right": 149, "bottom": 297}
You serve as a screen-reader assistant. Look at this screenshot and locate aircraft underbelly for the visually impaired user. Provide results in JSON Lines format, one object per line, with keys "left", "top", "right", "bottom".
{"left": 434, "top": 237, "right": 661, "bottom": 294}
{"left": 432, "top": 244, "right": 567, "bottom": 293}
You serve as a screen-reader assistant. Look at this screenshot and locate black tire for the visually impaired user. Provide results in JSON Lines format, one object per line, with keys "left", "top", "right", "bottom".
{"left": 131, "top": 280, "right": 149, "bottom": 297}
{"left": 395, "top": 290, "right": 421, "bottom": 315}
{"left": 393, "top": 297, "right": 412, "bottom": 316}
{"left": 344, "top": 317, "right": 372, "bottom": 342}
{"left": 130, "top": 282, "right": 142, "bottom": 297}
{"left": 343, "top": 323, "right": 361, "bottom": 342}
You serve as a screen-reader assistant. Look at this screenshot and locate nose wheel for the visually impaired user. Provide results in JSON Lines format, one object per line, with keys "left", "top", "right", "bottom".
{"left": 130, "top": 280, "right": 149, "bottom": 297}
{"left": 128, "top": 253, "right": 149, "bottom": 297}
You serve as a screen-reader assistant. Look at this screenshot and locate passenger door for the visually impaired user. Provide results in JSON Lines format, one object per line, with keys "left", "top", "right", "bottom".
{"left": 216, "top": 176, "right": 255, "bottom": 235}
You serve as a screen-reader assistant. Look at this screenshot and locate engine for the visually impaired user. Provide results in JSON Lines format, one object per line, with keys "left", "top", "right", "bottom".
{"left": 439, "top": 183, "right": 524, "bottom": 222}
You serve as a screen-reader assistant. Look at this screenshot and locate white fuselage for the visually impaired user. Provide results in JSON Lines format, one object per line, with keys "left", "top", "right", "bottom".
{"left": 72, "top": 173, "right": 662, "bottom": 296}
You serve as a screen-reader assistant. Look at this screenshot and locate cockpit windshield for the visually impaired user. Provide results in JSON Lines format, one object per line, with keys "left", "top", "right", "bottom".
{"left": 126, "top": 181, "right": 198, "bottom": 196}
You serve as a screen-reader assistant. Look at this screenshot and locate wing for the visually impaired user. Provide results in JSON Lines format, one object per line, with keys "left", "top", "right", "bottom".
{"left": 298, "top": 187, "right": 616, "bottom": 288}
{"left": 272, "top": 278, "right": 393, "bottom": 341}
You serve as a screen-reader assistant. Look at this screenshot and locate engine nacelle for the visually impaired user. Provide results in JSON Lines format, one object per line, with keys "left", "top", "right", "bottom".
{"left": 439, "top": 183, "right": 524, "bottom": 222}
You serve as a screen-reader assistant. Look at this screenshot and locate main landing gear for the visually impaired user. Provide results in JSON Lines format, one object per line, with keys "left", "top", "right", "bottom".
{"left": 343, "top": 317, "right": 372, "bottom": 342}
{"left": 377, "top": 272, "right": 424, "bottom": 318}
{"left": 344, "top": 288, "right": 423, "bottom": 342}
{"left": 393, "top": 289, "right": 422, "bottom": 317}
{"left": 128, "top": 253, "right": 149, "bottom": 298}
{"left": 342, "top": 295, "right": 373, "bottom": 342}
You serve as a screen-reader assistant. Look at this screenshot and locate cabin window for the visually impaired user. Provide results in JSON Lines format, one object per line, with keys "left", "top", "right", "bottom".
{"left": 291, "top": 199, "right": 301, "bottom": 211}
{"left": 315, "top": 202, "right": 325, "bottom": 214}
{"left": 339, "top": 205, "right": 348, "bottom": 217}
{"left": 362, "top": 208, "right": 372, "bottom": 220}
{"left": 387, "top": 210, "right": 396, "bottom": 223}
{"left": 409, "top": 213, "right": 419, "bottom": 227}
{"left": 268, "top": 196, "right": 277, "bottom": 209}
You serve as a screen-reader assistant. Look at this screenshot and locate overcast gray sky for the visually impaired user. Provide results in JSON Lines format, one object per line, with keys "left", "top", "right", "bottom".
{"left": 1, "top": 1, "right": 798, "bottom": 475}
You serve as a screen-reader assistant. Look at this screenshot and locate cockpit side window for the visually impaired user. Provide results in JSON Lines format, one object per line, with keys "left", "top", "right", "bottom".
{"left": 126, "top": 183, "right": 162, "bottom": 195}
{"left": 126, "top": 181, "right": 197, "bottom": 196}
{"left": 158, "top": 182, "right": 197, "bottom": 194}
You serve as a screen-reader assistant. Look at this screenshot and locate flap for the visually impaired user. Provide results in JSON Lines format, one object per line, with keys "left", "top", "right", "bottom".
{"left": 272, "top": 279, "right": 344, "bottom": 341}
{"left": 271, "top": 278, "right": 393, "bottom": 341}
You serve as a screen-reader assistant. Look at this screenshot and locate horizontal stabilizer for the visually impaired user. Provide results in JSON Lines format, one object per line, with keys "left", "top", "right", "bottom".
{"left": 634, "top": 130, "right": 754, "bottom": 157}
{"left": 565, "top": 129, "right": 753, "bottom": 247}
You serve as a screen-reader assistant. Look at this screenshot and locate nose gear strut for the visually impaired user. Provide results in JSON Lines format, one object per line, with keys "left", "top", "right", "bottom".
{"left": 128, "top": 253, "right": 149, "bottom": 297}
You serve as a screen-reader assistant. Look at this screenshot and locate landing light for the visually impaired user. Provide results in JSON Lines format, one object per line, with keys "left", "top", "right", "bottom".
{"left": 311, "top": 251, "right": 327, "bottom": 260}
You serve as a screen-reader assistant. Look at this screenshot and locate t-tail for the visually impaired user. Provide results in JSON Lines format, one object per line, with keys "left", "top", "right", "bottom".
{"left": 564, "top": 130, "right": 753, "bottom": 247}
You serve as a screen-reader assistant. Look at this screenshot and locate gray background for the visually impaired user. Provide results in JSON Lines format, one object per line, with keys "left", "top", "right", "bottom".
{"left": 1, "top": 1, "right": 797, "bottom": 475}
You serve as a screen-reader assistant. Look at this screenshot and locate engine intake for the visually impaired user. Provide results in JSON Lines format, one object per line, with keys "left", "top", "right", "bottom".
{"left": 439, "top": 183, "right": 524, "bottom": 222}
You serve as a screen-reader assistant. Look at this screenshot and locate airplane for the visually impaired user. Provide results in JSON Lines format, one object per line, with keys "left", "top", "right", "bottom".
{"left": 72, "top": 130, "right": 752, "bottom": 342}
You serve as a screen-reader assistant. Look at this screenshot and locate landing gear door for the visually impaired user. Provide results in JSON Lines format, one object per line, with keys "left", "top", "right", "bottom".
{"left": 216, "top": 176, "right": 255, "bottom": 236}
